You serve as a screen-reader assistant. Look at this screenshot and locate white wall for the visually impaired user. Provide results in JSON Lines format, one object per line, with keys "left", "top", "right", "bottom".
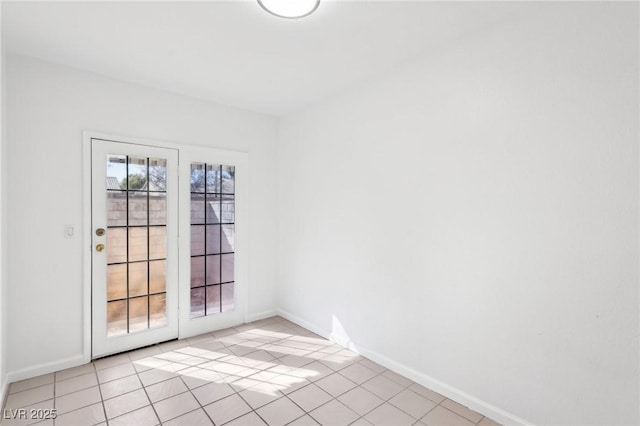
{"left": 5, "top": 55, "right": 279, "bottom": 376}
{"left": 277, "top": 3, "right": 638, "bottom": 425}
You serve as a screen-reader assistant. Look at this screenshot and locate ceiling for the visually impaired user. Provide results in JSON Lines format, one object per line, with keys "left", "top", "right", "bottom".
{"left": 2, "top": 1, "right": 531, "bottom": 116}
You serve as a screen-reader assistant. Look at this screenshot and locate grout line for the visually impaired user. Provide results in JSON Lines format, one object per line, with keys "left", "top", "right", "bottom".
{"left": 52, "top": 373, "right": 56, "bottom": 426}
{"left": 93, "top": 362, "right": 109, "bottom": 426}
{"left": 178, "top": 373, "right": 217, "bottom": 425}
{"left": 181, "top": 348, "right": 258, "bottom": 426}
{"left": 17, "top": 317, "right": 495, "bottom": 426}
{"left": 251, "top": 409, "right": 271, "bottom": 426}
{"left": 47, "top": 369, "right": 104, "bottom": 424}
{"left": 132, "top": 358, "right": 162, "bottom": 426}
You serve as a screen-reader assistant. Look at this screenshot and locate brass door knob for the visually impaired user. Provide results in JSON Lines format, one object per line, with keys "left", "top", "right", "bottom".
{"left": 96, "top": 244, "right": 105, "bottom": 252}
{"left": 96, "top": 228, "right": 105, "bottom": 237}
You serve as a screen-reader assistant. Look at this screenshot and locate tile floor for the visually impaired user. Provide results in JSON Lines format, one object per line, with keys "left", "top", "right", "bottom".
{"left": 2, "top": 316, "right": 501, "bottom": 426}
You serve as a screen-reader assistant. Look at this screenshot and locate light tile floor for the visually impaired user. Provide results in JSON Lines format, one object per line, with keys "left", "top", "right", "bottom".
{"left": 2, "top": 316, "right": 502, "bottom": 426}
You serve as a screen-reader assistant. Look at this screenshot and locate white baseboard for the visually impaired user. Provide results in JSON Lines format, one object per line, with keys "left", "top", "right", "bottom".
{"left": 354, "top": 345, "right": 533, "bottom": 426}
{"left": 277, "top": 309, "right": 532, "bottom": 426}
{"left": 6, "top": 311, "right": 280, "bottom": 379}
{"left": 276, "top": 309, "right": 331, "bottom": 339}
{"left": 6, "top": 354, "right": 86, "bottom": 385}
{"left": 246, "top": 309, "right": 278, "bottom": 323}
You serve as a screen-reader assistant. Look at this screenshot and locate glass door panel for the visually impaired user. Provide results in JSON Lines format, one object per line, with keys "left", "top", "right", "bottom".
{"left": 92, "top": 139, "right": 178, "bottom": 358}
{"left": 189, "top": 163, "right": 236, "bottom": 319}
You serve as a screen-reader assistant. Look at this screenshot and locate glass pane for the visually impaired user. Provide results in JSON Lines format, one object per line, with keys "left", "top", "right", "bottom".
{"left": 191, "top": 257, "right": 205, "bottom": 287}
{"left": 206, "top": 225, "right": 221, "bottom": 255}
{"left": 222, "top": 253, "right": 234, "bottom": 283}
{"left": 150, "top": 294, "right": 167, "bottom": 328}
{"left": 221, "top": 224, "right": 235, "bottom": 252}
{"left": 191, "top": 225, "right": 205, "bottom": 256}
{"left": 129, "top": 296, "right": 148, "bottom": 332}
{"left": 149, "top": 226, "right": 166, "bottom": 260}
{"left": 205, "top": 194, "right": 221, "bottom": 224}
{"left": 107, "top": 300, "right": 127, "bottom": 337}
{"left": 129, "top": 262, "right": 148, "bottom": 297}
{"left": 191, "top": 193, "right": 205, "bottom": 224}
{"left": 149, "top": 158, "right": 167, "bottom": 191}
{"left": 206, "top": 255, "right": 221, "bottom": 285}
{"left": 106, "top": 155, "right": 127, "bottom": 190}
{"left": 191, "top": 163, "right": 205, "bottom": 193}
{"left": 107, "top": 264, "right": 127, "bottom": 301}
{"left": 221, "top": 196, "right": 235, "bottom": 223}
{"left": 206, "top": 285, "right": 221, "bottom": 314}
{"left": 107, "top": 228, "right": 127, "bottom": 264}
{"left": 149, "top": 193, "right": 167, "bottom": 226}
{"left": 106, "top": 191, "right": 127, "bottom": 227}
{"left": 127, "top": 157, "right": 147, "bottom": 190}
{"left": 206, "top": 164, "right": 220, "bottom": 194}
{"left": 221, "top": 165, "right": 235, "bottom": 194}
{"left": 149, "top": 260, "right": 166, "bottom": 294}
{"left": 104, "top": 155, "right": 175, "bottom": 334}
{"left": 190, "top": 288, "right": 205, "bottom": 318}
{"left": 128, "top": 227, "right": 148, "bottom": 262}
{"left": 128, "top": 191, "right": 148, "bottom": 226}
{"left": 222, "top": 283, "right": 234, "bottom": 312}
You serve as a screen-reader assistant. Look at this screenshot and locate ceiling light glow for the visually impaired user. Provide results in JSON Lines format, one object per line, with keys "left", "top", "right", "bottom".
{"left": 257, "top": 0, "right": 320, "bottom": 19}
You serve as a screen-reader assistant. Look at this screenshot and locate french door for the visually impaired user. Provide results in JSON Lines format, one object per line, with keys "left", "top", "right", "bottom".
{"left": 91, "top": 139, "right": 179, "bottom": 358}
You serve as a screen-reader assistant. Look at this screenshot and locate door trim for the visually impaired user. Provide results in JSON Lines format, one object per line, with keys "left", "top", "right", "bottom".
{"left": 82, "top": 131, "right": 249, "bottom": 361}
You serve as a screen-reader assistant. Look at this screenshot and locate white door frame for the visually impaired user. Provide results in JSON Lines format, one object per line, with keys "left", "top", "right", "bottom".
{"left": 82, "top": 131, "right": 249, "bottom": 361}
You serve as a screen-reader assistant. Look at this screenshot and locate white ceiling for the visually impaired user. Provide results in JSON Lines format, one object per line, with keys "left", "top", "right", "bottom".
{"left": 2, "top": 1, "right": 531, "bottom": 116}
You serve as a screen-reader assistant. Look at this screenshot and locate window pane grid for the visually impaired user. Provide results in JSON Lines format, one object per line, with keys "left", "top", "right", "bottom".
{"left": 107, "top": 258, "right": 166, "bottom": 266}
{"left": 189, "top": 253, "right": 234, "bottom": 258}
{"left": 188, "top": 281, "right": 236, "bottom": 289}
{"left": 107, "top": 289, "right": 167, "bottom": 303}
{"left": 190, "top": 192, "right": 235, "bottom": 196}
{"left": 107, "top": 224, "right": 168, "bottom": 229}
{"left": 190, "top": 162, "right": 235, "bottom": 319}
{"left": 107, "top": 189, "right": 167, "bottom": 193}
{"left": 106, "top": 154, "right": 168, "bottom": 336}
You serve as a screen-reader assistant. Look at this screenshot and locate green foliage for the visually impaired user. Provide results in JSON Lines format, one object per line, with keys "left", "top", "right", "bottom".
{"left": 120, "top": 174, "right": 147, "bottom": 190}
